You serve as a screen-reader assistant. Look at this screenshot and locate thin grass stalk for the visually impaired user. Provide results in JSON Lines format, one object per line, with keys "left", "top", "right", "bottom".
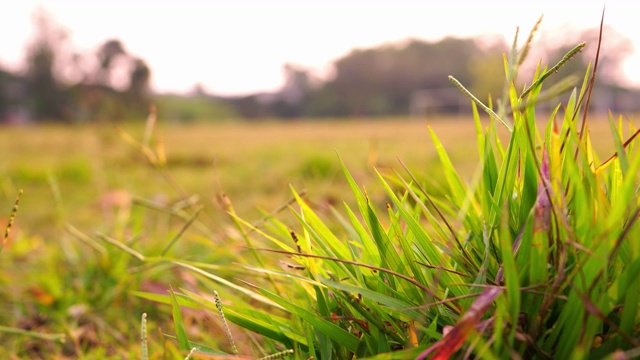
{"left": 1, "top": 189, "right": 23, "bottom": 254}
{"left": 65, "top": 223, "right": 107, "bottom": 254}
{"left": 183, "top": 347, "right": 197, "bottom": 360}
{"left": 577, "top": 9, "right": 605, "bottom": 145}
{"left": 214, "top": 291, "right": 239, "bottom": 355}
{"left": 258, "top": 349, "right": 294, "bottom": 360}
{"left": 519, "top": 42, "right": 586, "bottom": 99}
{"left": 141, "top": 313, "right": 149, "bottom": 360}
{"left": 0, "top": 325, "right": 66, "bottom": 343}
{"left": 517, "top": 15, "right": 543, "bottom": 66}
{"left": 161, "top": 206, "right": 202, "bottom": 256}
{"left": 96, "top": 233, "right": 146, "bottom": 261}
{"left": 449, "top": 75, "right": 512, "bottom": 131}
{"left": 142, "top": 105, "right": 157, "bottom": 149}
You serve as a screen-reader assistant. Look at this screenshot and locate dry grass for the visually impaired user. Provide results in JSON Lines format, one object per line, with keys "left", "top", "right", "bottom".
{"left": 0, "top": 115, "right": 622, "bottom": 236}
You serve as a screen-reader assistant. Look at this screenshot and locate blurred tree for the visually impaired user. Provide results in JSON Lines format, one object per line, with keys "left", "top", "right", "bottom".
{"left": 155, "top": 93, "right": 238, "bottom": 122}
{"left": 229, "top": 95, "right": 273, "bottom": 119}
{"left": 127, "top": 58, "right": 152, "bottom": 114}
{"left": 309, "top": 37, "right": 481, "bottom": 117}
{"left": 301, "top": 29, "right": 638, "bottom": 118}
{"left": 468, "top": 46, "right": 507, "bottom": 103}
{"left": 281, "top": 64, "right": 312, "bottom": 104}
{"left": 520, "top": 26, "right": 632, "bottom": 87}
{"left": 306, "top": 82, "right": 348, "bottom": 117}
{"left": 0, "top": 68, "right": 9, "bottom": 120}
{"left": 1, "top": 9, "right": 160, "bottom": 123}
{"left": 271, "top": 64, "right": 313, "bottom": 118}
{"left": 0, "top": 69, "right": 28, "bottom": 123}
{"left": 97, "top": 39, "right": 127, "bottom": 86}
{"left": 517, "top": 26, "right": 635, "bottom": 112}
{"left": 60, "top": 38, "right": 153, "bottom": 122}
{"left": 24, "top": 9, "right": 69, "bottom": 121}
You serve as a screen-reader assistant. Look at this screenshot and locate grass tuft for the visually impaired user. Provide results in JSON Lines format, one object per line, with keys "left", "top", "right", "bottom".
{"left": 130, "top": 22, "right": 640, "bottom": 355}
{"left": 135, "top": 16, "right": 640, "bottom": 359}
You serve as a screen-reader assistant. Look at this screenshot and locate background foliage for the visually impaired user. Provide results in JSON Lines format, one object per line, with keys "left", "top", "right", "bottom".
{"left": 0, "top": 11, "right": 638, "bottom": 123}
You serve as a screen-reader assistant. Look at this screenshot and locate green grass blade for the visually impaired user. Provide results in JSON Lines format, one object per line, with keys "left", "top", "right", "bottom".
{"left": 428, "top": 126, "right": 481, "bottom": 232}
{"left": 172, "top": 261, "right": 284, "bottom": 309}
{"left": 169, "top": 287, "right": 191, "bottom": 351}
{"left": 375, "top": 170, "right": 467, "bottom": 298}
{"left": 256, "top": 288, "right": 360, "bottom": 352}
{"left": 498, "top": 203, "right": 520, "bottom": 345}
{"left": 319, "top": 277, "right": 421, "bottom": 319}
{"left": 161, "top": 335, "right": 230, "bottom": 356}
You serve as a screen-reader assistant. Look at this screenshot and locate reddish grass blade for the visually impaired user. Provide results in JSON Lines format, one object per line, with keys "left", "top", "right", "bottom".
{"left": 534, "top": 147, "right": 551, "bottom": 233}
{"left": 416, "top": 287, "right": 502, "bottom": 360}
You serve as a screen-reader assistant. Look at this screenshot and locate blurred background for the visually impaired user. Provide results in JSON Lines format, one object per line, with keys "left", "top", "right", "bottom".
{"left": 1, "top": 0, "right": 638, "bottom": 124}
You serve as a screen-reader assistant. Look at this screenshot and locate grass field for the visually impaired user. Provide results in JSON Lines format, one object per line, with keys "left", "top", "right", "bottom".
{"left": 0, "top": 117, "right": 489, "bottom": 234}
{"left": 2, "top": 115, "right": 619, "bottom": 232}
{"left": 0, "top": 114, "right": 630, "bottom": 357}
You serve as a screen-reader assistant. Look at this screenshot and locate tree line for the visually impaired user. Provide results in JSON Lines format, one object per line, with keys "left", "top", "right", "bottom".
{"left": 0, "top": 11, "right": 152, "bottom": 124}
{"left": 0, "top": 11, "right": 636, "bottom": 124}
{"left": 233, "top": 26, "right": 637, "bottom": 119}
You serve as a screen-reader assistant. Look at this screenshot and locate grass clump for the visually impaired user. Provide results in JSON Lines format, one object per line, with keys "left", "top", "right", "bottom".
{"left": 131, "top": 18, "right": 640, "bottom": 359}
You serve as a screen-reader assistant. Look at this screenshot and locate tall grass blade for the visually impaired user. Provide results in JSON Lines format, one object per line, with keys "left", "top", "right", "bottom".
{"left": 578, "top": 9, "right": 606, "bottom": 140}
{"left": 256, "top": 287, "right": 360, "bottom": 353}
{"left": 170, "top": 287, "right": 192, "bottom": 351}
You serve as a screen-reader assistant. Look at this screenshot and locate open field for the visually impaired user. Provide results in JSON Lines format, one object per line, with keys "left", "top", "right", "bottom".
{"left": 1, "top": 115, "right": 621, "bottom": 234}
{"left": 1, "top": 117, "right": 480, "bottom": 235}
{"left": 0, "top": 114, "right": 633, "bottom": 357}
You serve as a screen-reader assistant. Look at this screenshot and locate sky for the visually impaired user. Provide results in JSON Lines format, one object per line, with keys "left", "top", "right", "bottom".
{"left": 1, "top": 0, "right": 638, "bottom": 96}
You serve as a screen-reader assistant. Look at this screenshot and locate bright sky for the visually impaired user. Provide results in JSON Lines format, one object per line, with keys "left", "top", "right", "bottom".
{"left": 1, "top": 0, "right": 637, "bottom": 96}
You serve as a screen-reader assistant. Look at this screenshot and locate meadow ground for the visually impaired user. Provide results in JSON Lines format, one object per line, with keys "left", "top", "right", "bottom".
{"left": 0, "top": 114, "right": 628, "bottom": 357}
{"left": 0, "top": 116, "right": 490, "bottom": 235}
{"left": 1, "top": 115, "right": 619, "bottom": 234}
